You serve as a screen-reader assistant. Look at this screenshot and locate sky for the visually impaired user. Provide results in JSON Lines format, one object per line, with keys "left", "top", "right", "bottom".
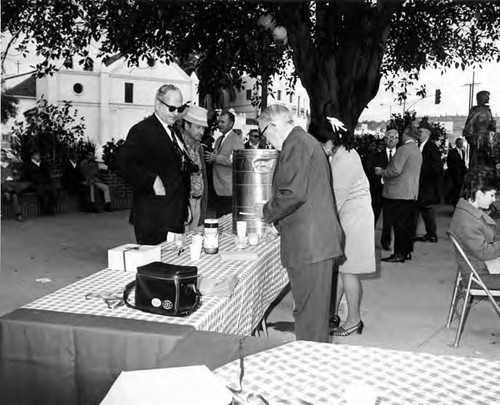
{"left": 359, "top": 62, "right": 500, "bottom": 122}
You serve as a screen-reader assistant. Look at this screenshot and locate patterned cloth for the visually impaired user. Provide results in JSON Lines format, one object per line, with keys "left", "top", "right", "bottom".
{"left": 185, "top": 139, "right": 204, "bottom": 198}
{"left": 23, "top": 215, "right": 288, "bottom": 335}
{"left": 214, "top": 341, "right": 500, "bottom": 405}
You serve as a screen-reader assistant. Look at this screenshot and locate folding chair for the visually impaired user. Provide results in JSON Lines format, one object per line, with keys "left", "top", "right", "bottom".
{"left": 447, "top": 233, "right": 500, "bottom": 347}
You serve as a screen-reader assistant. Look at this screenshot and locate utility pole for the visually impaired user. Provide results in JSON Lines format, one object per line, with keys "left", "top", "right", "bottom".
{"left": 463, "top": 69, "right": 481, "bottom": 112}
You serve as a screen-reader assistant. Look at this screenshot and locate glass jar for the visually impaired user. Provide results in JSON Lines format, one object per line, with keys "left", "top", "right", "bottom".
{"left": 203, "top": 219, "right": 219, "bottom": 254}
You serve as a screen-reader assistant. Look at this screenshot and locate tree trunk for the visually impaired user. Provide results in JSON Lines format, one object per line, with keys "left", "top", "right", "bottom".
{"left": 278, "top": 1, "right": 402, "bottom": 140}
{"left": 261, "top": 76, "right": 269, "bottom": 111}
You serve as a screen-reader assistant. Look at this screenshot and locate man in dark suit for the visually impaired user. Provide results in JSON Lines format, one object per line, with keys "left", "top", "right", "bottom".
{"left": 365, "top": 129, "right": 398, "bottom": 250}
{"left": 205, "top": 110, "right": 244, "bottom": 218}
{"left": 255, "top": 105, "right": 344, "bottom": 342}
{"left": 446, "top": 137, "right": 467, "bottom": 207}
{"left": 21, "top": 151, "right": 58, "bottom": 215}
{"left": 61, "top": 150, "right": 88, "bottom": 211}
{"left": 116, "top": 84, "right": 190, "bottom": 244}
{"left": 376, "top": 126, "right": 422, "bottom": 263}
{"left": 413, "top": 120, "right": 443, "bottom": 243}
{"left": 244, "top": 129, "right": 267, "bottom": 149}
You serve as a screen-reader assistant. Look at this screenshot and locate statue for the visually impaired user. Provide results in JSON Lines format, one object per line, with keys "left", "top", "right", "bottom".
{"left": 463, "top": 90, "right": 497, "bottom": 168}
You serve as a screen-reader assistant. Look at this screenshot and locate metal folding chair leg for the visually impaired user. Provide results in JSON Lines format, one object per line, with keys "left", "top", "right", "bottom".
{"left": 454, "top": 281, "right": 472, "bottom": 348}
{"left": 446, "top": 270, "right": 461, "bottom": 328}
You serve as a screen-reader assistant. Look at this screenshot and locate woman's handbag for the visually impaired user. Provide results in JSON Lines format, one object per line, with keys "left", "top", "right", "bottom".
{"left": 123, "top": 262, "right": 200, "bottom": 316}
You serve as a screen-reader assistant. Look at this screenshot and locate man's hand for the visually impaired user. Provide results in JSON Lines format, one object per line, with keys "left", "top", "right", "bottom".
{"left": 374, "top": 167, "right": 383, "bottom": 176}
{"left": 204, "top": 151, "right": 216, "bottom": 163}
{"left": 153, "top": 176, "right": 166, "bottom": 196}
{"left": 254, "top": 201, "right": 266, "bottom": 219}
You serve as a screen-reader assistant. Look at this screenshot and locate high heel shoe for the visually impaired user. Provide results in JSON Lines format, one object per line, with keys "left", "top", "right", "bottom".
{"left": 330, "top": 321, "right": 364, "bottom": 336}
{"left": 329, "top": 315, "right": 341, "bottom": 329}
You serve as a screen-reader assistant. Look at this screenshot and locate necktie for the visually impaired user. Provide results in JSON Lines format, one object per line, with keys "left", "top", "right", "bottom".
{"left": 388, "top": 149, "right": 393, "bottom": 161}
{"left": 217, "top": 134, "right": 225, "bottom": 152}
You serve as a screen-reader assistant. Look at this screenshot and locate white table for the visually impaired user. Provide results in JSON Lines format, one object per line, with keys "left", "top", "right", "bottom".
{"left": 23, "top": 215, "right": 289, "bottom": 335}
{"left": 214, "top": 340, "right": 500, "bottom": 404}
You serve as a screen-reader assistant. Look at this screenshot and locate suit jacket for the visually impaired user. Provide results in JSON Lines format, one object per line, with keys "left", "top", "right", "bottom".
{"left": 61, "top": 160, "right": 84, "bottom": 192}
{"left": 419, "top": 140, "right": 443, "bottom": 206}
{"left": 21, "top": 160, "right": 52, "bottom": 186}
{"left": 116, "top": 114, "right": 189, "bottom": 234}
{"left": 449, "top": 198, "right": 500, "bottom": 276}
{"left": 447, "top": 147, "right": 467, "bottom": 181}
{"left": 364, "top": 148, "right": 390, "bottom": 195}
{"left": 382, "top": 140, "right": 422, "bottom": 200}
{"left": 212, "top": 130, "right": 244, "bottom": 196}
{"left": 263, "top": 126, "right": 344, "bottom": 268}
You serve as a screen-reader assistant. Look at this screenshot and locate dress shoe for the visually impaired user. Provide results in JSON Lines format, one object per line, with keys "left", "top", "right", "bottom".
{"left": 381, "top": 253, "right": 406, "bottom": 263}
{"left": 330, "top": 321, "right": 364, "bottom": 336}
{"left": 413, "top": 234, "right": 438, "bottom": 243}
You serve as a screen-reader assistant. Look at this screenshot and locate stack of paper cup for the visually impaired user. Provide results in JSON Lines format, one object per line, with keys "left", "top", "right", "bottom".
{"left": 236, "top": 221, "right": 247, "bottom": 240}
{"left": 190, "top": 234, "right": 203, "bottom": 261}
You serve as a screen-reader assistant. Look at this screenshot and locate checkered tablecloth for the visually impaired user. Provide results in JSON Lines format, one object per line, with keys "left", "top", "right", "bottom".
{"left": 213, "top": 341, "right": 500, "bottom": 405}
{"left": 23, "top": 215, "right": 289, "bottom": 335}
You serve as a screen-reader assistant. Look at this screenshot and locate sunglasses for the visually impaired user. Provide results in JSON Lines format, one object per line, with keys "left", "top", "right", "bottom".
{"left": 157, "top": 98, "right": 189, "bottom": 113}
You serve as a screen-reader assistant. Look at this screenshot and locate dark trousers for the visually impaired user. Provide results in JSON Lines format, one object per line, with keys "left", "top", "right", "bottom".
{"left": 415, "top": 203, "right": 437, "bottom": 237}
{"left": 371, "top": 188, "right": 383, "bottom": 225}
{"left": 215, "top": 194, "right": 232, "bottom": 218}
{"left": 385, "top": 198, "right": 417, "bottom": 256}
{"left": 30, "top": 183, "right": 57, "bottom": 214}
{"left": 287, "top": 258, "right": 335, "bottom": 343}
{"left": 381, "top": 198, "right": 393, "bottom": 246}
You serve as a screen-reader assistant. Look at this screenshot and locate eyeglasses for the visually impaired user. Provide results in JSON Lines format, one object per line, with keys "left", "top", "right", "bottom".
{"left": 260, "top": 123, "right": 274, "bottom": 138}
{"left": 385, "top": 136, "right": 398, "bottom": 140}
{"left": 157, "top": 98, "right": 189, "bottom": 113}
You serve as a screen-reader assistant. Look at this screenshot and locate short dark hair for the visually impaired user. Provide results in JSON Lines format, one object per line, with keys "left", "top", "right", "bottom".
{"left": 220, "top": 110, "right": 235, "bottom": 125}
{"left": 461, "top": 166, "right": 498, "bottom": 201}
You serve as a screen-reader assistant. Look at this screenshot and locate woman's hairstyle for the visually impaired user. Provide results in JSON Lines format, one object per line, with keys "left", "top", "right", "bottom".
{"left": 461, "top": 166, "right": 498, "bottom": 201}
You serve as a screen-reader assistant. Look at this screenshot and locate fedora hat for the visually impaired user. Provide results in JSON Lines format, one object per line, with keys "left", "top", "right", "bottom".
{"left": 184, "top": 105, "right": 208, "bottom": 127}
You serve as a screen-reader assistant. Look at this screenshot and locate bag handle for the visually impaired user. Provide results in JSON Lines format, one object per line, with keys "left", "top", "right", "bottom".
{"left": 123, "top": 280, "right": 140, "bottom": 310}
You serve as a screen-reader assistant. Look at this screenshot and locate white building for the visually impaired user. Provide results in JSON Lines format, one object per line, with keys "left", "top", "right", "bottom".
{"left": 3, "top": 55, "right": 195, "bottom": 153}
{"left": 3, "top": 51, "right": 310, "bottom": 150}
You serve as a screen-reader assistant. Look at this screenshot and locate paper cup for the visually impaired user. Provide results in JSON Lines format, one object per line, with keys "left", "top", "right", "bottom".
{"left": 236, "top": 221, "right": 247, "bottom": 239}
{"left": 248, "top": 233, "right": 259, "bottom": 246}
{"left": 190, "top": 244, "right": 202, "bottom": 261}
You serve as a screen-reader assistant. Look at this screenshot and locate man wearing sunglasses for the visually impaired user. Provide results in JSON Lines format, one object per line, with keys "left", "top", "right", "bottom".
{"left": 116, "top": 84, "right": 191, "bottom": 244}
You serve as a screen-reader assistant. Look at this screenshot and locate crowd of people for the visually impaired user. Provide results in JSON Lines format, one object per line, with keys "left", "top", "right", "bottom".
{"left": 1, "top": 146, "right": 115, "bottom": 221}
{"left": 3, "top": 83, "right": 498, "bottom": 343}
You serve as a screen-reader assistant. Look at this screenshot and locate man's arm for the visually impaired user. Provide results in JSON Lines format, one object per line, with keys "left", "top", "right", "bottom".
{"left": 381, "top": 147, "right": 407, "bottom": 178}
{"left": 115, "top": 126, "right": 157, "bottom": 193}
{"left": 263, "top": 140, "right": 311, "bottom": 224}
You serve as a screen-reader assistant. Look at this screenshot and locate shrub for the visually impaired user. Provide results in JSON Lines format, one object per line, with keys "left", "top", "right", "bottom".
{"left": 102, "top": 138, "right": 125, "bottom": 172}
{"left": 10, "top": 98, "right": 86, "bottom": 169}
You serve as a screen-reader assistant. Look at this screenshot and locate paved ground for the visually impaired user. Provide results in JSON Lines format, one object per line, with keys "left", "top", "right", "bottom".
{"left": 1, "top": 205, "right": 499, "bottom": 360}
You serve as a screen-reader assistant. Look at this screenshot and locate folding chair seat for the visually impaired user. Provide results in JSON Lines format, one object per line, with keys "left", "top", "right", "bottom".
{"left": 447, "top": 233, "right": 500, "bottom": 347}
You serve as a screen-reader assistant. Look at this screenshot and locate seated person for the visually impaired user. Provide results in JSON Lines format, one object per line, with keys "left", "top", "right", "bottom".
{"left": 1, "top": 149, "right": 31, "bottom": 221}
{"left": 61, "top": 151, "right": 88, "bottom": 211}
{"left": 448, "top": 167, "right": 500, "bottom": 289}
{"left": 21, "top": 150, "right": 58, "bottom": 215}
{"left": 79, "top": 149, "right": 112, "bottom": 212}
{"left": 244, "top": 129, "right": 267, "bottom": 149}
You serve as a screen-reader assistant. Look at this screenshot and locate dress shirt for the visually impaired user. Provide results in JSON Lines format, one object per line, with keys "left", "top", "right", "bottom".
{"left": 386, "top": 147, "right": 395, "bottom": 161}
{"left": 154, "top": 112, "right": 186, "bottom": 153}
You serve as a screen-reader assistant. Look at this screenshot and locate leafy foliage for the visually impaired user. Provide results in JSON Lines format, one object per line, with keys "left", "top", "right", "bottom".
{"left": 10, "top": 98, "right": 86, "bottom": 168}
{"left": 1, "top": 92, "right": 18, "bottom": 124}
{"left": 102, "top": 138, "right": 125, "bottom": 172}
{"left": 2, "top": 0, "right": 500, "bottom": 139}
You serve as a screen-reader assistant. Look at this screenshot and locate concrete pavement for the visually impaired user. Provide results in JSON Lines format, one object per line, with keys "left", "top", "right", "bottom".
{"left": 1, "top": 205, "right": 499, "bottom": 360}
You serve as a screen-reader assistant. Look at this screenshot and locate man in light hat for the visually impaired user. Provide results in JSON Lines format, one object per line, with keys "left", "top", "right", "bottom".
{"left": 182, "top": 105, "right": 209, "bottom": 230}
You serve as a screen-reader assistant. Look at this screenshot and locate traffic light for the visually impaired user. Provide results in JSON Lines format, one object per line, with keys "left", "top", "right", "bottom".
{"left": 435, "top": 89, "right": 441, "bottom": 104}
